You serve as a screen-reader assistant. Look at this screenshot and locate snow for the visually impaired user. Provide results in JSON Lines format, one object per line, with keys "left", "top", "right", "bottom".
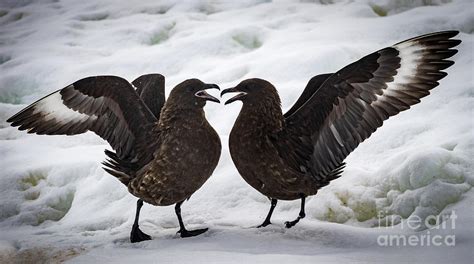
{"left": 0, "top": 0, "right": 473, "bottom": 263}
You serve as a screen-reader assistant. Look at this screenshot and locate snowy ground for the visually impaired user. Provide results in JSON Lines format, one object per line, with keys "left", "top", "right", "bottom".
{"left": 0, "top": 0, "right": 473, "bottom": 263}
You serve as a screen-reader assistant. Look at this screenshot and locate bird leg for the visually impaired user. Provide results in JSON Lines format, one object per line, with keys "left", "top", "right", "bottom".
{"left": 130, "top": 199, "right": 152, "bottom": 243}
{"left": 285, "top": 196, "right": 306, "bottom": 228}
{"left": 257, "top": 198, "right": 278, "bottom": 228}
{"left": 175, "top": 200, "right": 208, "bottom": 238}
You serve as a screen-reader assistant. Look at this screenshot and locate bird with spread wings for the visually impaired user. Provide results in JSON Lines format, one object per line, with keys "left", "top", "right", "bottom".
{"left": 8, "top": 74, "right": 222, "bottom": 242}
{"left": 221, "top": 31, "right": 461, "bottom": 228}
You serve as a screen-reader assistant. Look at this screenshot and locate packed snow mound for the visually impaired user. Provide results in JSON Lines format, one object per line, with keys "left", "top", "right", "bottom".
{"left": 368, "top": 0, "right": 453, "bottom": 17}
{"left": 1, "top": 145, "right": 470, "bottom": 231}
{"left": 311, "top": 147, "right": 472, "bottom": 227}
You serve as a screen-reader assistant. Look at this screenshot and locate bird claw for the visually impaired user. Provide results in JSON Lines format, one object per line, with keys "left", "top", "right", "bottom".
{"left": 256, "top": 221, "right": 271, "bottom": 228}
{"left": 130, "top": 225, "right": 152, "bottom": 243}
{"left": 285, "top": 220, "right": 296, "bottom": 229}
{"left": 177, "top": 228, "right": 208, "bottom": 238}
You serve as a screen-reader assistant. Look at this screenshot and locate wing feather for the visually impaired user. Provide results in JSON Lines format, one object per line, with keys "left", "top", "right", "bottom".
{"left": 132, "top": 74, "right": 166, "bottom": 120}
{"left": 278, "top": 31, "right": 460, "bottom": 182}
{"left": 7, "top": 76, "right": 158, "bottom": 163}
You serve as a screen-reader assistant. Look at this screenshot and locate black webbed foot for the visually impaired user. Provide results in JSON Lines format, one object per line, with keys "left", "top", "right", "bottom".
{"left": 174, "top": 200, "right": 208, "bottom": 238}
{"left": 285, "top": 195, "right": 306, "bottom": 229}
{"left": 256, "top": 198, "right": 278, "bottom": 228}
{"left": 177, "top": 228, "right": 208, "bottom": 238}
{"left": 130, "top": 199, "right": 151, "bottom": 243}
{"left": 257, "top": 220, "right": 272, "bottom": 228}
{"left": 284, "top": 219, "right": 300, "bottom": 229}
{"left": 130, "top": 224, "right": 152, "bottom": 243}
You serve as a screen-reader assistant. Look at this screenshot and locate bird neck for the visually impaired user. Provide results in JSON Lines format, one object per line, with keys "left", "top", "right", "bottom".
{"left": 235, "top": 99, "right": 284, "bottom": 135}
{"left": 158, "top": 104, "right": 206, "bottom": 128}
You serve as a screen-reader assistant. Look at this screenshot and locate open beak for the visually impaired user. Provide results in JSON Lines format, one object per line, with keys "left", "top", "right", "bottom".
{"left": 195, "top": 83, "right": 220, "bottom": 103}
{"left": 221, "top": 87, "right": 247, "bottom": 105}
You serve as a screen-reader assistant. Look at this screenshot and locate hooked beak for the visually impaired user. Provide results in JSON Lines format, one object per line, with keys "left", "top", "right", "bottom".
{"left": 221, "top": 87, "right": 247, "bottom": 105}
{"left": 195, "top": 83, "right": 220, "bottom": 103}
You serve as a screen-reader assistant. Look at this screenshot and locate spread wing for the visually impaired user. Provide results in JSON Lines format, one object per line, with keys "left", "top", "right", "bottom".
{"left": 7, "top": 75, "right": 158, "bottom": 163}
{"left": 132, "top": 74, "right": 166, "bottom": 120}
{"left": 284, "top": 73, "right": 333, "bottom": 118}
{"left": 278, "top": 31, "right": 461, "bottom": 183}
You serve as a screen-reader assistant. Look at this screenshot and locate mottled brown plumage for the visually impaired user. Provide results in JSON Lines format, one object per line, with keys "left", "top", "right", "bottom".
{"left": 7, "top": 75, "right": 221, "bottom": 242}
{"left": 128, "top": 79, "right": 222, "bottom": 207}
{"left": 222, "top": 31, "right": 461, "bottom": 228}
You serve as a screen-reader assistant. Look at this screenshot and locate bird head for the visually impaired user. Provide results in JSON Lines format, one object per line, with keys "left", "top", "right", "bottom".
{"left": 221, "top": 78, "right": 281, "bottom": 107}
{"left": 221, "top": 78, "right": 283, "bottom": 132}
{"left": 168, "top": 79, "right": 220, "bottom": 108}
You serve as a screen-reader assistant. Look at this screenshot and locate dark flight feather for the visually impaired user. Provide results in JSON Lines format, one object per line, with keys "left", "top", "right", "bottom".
{"left": 278, "top": 30, "right": 460, "bottom": 183}
{"left": 132, "top": 74, "right": 166, "bottom": 120}
{"left": 7, "top": 75, "right": 162, "bottom": 184}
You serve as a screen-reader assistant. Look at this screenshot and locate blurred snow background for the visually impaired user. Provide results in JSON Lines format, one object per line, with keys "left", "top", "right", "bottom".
{"left": 0, "top": 0, "right": 473, "bottom": 263}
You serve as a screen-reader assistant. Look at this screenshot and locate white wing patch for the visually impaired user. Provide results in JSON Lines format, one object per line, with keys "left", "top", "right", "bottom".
{"left": 330, "top": 123, "right": 344, "bottom": 147}
{"left": 33, "top": 90, "right": 97, "bottom": 123}
{"left": 378, "top": 42, "right": 423, "bottom": 101}
{"left": 392, "top": 42, "right": 423, "bottom": 85}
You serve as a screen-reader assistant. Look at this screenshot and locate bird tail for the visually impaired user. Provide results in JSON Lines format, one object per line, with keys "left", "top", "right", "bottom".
{"left": 316, "top": 162, "right": 346, "bottom": 188}
{"left": 102, "top": 150, "right": 138, "bottom": 186}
